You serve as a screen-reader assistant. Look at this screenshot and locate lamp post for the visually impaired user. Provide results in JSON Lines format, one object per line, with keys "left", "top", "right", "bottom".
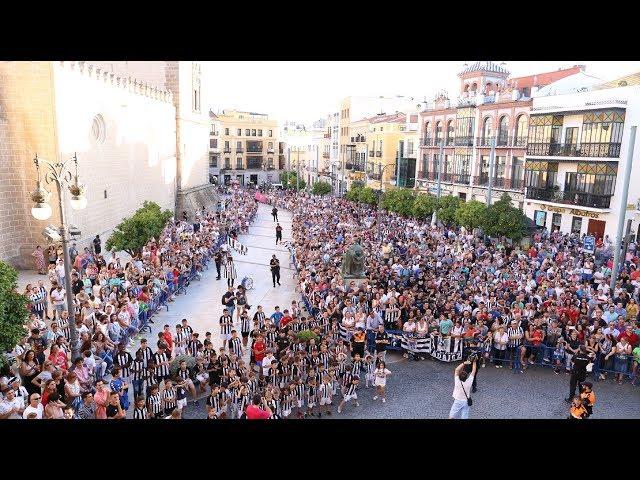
{"left": 30, "top": 153, "right": 88, "bottom": 362}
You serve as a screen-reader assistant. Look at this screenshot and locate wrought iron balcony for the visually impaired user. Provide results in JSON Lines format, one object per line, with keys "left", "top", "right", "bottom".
{"left": 526, "top": 186, "right": 612, "bottom": 208}
{"left": 369, "top": 151, "right": 374, "bottom": 157}
{"left": 514, "top": 136, "right": 527, "bottom": 148}
{"left": 445, "top": 137, "right": 454, "bottom": 146}
{"left": 454, "top": 136, "right": 474, "bottom": 147}
{"left": 345, "top": 163, "right": 354, "bottom": 170}
{"left": 267, "top": 148, "right": 274, "bottom": 153}
{"left": 421, "top": 137, "right": 434, "bottom": 147}
{"left": 418, "top": 171, "right": 438, "bottom": 181}
{"left": 526, "top": 142, "right": 621, "bottom": 158}
{"left": 246, "top": 159, "right": 263, "bottom": 169}
{"left": 453, "top": 173, "right": 471, "bottom": 184}
{"left": 376, "top": 151, "right": 382, "bottom": 157}
{"left": 223, "top": 148, "right": 231, "bottom": 153}
{"left": 322, "top": 152, "right": 330, "bottom": 158}
{"left": 236, "top": 148, "right": 244, "bottom": 154}
{"left": 324, "top": 133, "right": 331, "bottom": 139}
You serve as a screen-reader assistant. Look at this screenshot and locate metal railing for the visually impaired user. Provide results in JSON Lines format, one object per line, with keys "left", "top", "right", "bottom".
{"left": 376, "top": 151, "right": 382, "bottom": 157}
{"left": 526, "top": 142, "right": 621, "bottom": 158}
{"left": 455, "top": 136, "right": 474, "bottom": 146}
{"left": 369, "top": 151, "right": 374, "bottom": 157}
{"left": 223, "top": 148, "right": 231, "bottom": 153}
{"left": 526, "top": 186, "right": 613, "bottom": 208}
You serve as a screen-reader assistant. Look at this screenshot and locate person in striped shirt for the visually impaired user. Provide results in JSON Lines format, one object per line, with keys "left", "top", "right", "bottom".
{"left": 219, "top": 309, "right": 234, "bottom": 349}
{"left": 229, "top": 330, "right": 243, "bottom": 357}
{"left": 147, "top": 384, "right": 163, "bottom": 419}
{"left": 173, "top": 325, "right": 188, "bottom": 356}
{"left": 337, "top": 376, "right": 360, "bottom": 414}
{"left": 162, "top": 379, "right": 177, "bottom": 416}
{"left": 154, "top": 345, "right": 171, "bottom": 383}
{"left": 318, "top": 375, "right": 333, "bottom": 417}
{"left": 133, "top": 396, "right": 149, "bottom": 419}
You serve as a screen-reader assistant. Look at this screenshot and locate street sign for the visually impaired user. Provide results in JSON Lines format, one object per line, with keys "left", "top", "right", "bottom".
{"left": 582, "top": 235, "right": 595, "bottom": 254}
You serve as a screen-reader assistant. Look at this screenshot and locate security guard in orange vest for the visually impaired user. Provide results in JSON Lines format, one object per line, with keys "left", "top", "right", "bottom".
{"left": 569, "top": 395, "right": 588, "bottom": 420}
{"left": 579, "top": 382, "right": 596, "bottom": 418}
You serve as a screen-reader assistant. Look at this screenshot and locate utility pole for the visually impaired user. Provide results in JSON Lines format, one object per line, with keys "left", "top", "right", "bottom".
{"left": 487, "top": 136, "right": 496, "bottom": 206}
{"left": 432, "top": 141, "right": 444, "bottom": 226}
{"left": 341, "top": 148, "right": 345, "bottom": 196}
{"left": 296, "top": 149, "right": 300, "bottom": 191}
{"left": 610, "top": 126, "right": 637, "bottom": 291}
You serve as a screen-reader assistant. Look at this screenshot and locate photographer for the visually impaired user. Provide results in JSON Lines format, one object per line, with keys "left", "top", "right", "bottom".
{"left": 463, "top": 346, "right": 480, "bottom": 393}
{"left": 449, "top": 358, "right": 476, "bottom": 419}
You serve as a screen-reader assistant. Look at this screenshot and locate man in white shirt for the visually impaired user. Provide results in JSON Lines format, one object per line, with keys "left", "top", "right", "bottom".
{"left": 22, "top": 393, "right": 44, "bottom": 419}
{"left": 261, "top": 351, "right": 276, "bottom": 377}
{"left": 449, "top": 360, "right": 476, "bottom": 419}
{"left": 50, "top": 285, "right": 66, "bottom": 319}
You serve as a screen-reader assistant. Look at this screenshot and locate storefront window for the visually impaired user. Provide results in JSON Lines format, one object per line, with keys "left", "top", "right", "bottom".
{"left": 534, "top": 210, "right": 547, "bottom": 227}
{"left": 571, "top": 216, "right": 583, "bottom": 235}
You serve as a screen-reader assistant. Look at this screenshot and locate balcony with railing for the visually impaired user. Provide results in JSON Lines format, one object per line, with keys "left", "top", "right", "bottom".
{"left": 246, "top": 159, "right": 263, "bottom": 169}
{"left": 526, "top": 186, "right": 612, "bottom": 208}
{"left": 514, "top": 136, "right": 527, "bottom": 148}
{"left": 421, "top": 137, "right": 434, "bottom": 147}
{"left": 324, "top": 133, "right": 331, "bottom": 139}
{"left": 445, "top": 137, "right": 454, "bottom": 146}
{"left": 322, "top": 152, "right": 330, "bottom": 158}
{"left": 369, "top": 151, "right": 374, "bottom": 157}
{"left": 526, "top": 142, "right": 621, "bottom": 158}
{"left": 236, "top": 148, "right": 244, "bottom": 154}
{"left": 267, "top": 148, "right": 274, "bottom": 153}
{"left": 223, "top": 147, "right": 231, "bottom": 153}
{"left": 376, "top": 151, "right": 382, "bottom": 157}
{"left": 345, "top": 163, "right": 354, "bottom": 170}
{"left": 369, "top": 173, "right": 381, "bottom": 181}
{"left": 454, "top": 136, "right": 474, "bottom": 147}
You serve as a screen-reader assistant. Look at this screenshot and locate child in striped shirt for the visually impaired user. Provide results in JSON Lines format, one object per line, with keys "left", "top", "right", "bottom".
{"left": 163, "top": 379, "right": 177, "bottom": 416}
{"left": 147, "top": 385, "right": 163, "bottom": 419}
{"left": 133, "top": 396, "right": 148, "bottom": 419}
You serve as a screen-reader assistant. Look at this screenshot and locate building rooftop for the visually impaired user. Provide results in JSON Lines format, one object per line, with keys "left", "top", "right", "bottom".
{"left": 356, "top": 112, "right": 406, "bottom": 124}
{"left": 508, "top": 66, "right": 584, "bottom": 89}
{"left": 534, "top": 71, "right": 603, "bottom": 97}
{"left": 459, "top": 61, "right": 509, "bottom": 76}
{"left": 594, "top": 71, "right": 640, "bottom": 89}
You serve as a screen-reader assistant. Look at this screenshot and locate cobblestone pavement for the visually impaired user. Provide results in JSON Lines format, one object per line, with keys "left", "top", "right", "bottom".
{"left": 182, "top": 351, "right": 640, "bottom": 419}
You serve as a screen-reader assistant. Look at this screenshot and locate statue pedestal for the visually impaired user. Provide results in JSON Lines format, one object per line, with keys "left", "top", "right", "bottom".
{"left": 342, "top": 276, "right": 368, "bottom": 291}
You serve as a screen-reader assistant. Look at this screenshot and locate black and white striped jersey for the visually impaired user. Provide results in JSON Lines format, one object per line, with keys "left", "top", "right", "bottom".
{"left": 147, "top": 393, "right": 163, "bottom": 414}
{"left": 133, "top": 406, "right": 148, "bottom": 419}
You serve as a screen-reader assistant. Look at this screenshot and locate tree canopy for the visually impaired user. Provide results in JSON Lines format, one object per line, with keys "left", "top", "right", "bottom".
{"left": 106, "top": 201, "right": 173, "bottom": 256}
{"left": 280, "top": 171, "right": 306, "bottom": 191}
{"left": 481, "top": 193, "right": 528, "bottom": 241}
{"left": 312, "top": 181, "right": 332, "bottom": 196}
{"left": 0, "top": 261, "right": 29, "bottom": 370}
{"left": 436, "top": 195, "right": 462, "bottom": 225}
{"left": 411, "top": 194, "right": 438, "bottom": 219}
{"left": 454, "top": 200, "right": 487, "bottom": 230}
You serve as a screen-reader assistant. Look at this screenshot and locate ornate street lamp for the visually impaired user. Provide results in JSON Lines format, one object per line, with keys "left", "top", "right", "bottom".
{"left": 30, "top": 153, "right": 87, "bottom": 361}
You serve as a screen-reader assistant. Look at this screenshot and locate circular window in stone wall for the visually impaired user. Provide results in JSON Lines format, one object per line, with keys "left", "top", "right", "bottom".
{"left": 91, "top": 114, "right": 106, "bottom": 144}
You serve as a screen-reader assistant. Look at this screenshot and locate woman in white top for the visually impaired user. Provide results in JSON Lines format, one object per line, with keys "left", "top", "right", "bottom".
{"left": 493, "top": 327, "right": 509, "bottom": 368}
{"left": 372, "top": 361, "right": 391, "bottom": 403}
{"left": 402, "top": 319, "right": 417, "bottom": 359}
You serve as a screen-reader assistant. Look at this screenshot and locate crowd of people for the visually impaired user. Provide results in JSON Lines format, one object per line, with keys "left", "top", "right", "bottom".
{"left": 2, "top": 184, "right": 640, "bottom": 420}
{"left": 271, "top": 190, "right": 640, "bottom": 412}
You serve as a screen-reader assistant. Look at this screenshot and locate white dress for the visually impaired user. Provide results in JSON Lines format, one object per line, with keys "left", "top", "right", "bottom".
{"left": 373, "top": 368, "right": 391, "bottom": 387}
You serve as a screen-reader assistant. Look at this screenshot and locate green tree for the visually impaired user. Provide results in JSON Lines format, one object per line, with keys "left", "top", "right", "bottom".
{"left": 436, "top": 195, "right": 462, "bottom": 225}
{"left": 350, "top": 180, "right": 365, "bottom": 190}
{"left": 346, "top": 185, "right": 362, "bottom": 202}
{"left": 454, "top": 200, "right": 487, "bottom": 230}
{"left": 106, "top": 201, "right": 173, "bottom": 256}
{"left": 280, "top": 171, "right": 306, "bottom": 191}
{"left": 412, "top": 194, "right": 438, "bottom": 219}
{"left": 0, "top": 261, "right": 29, "bottom": 370}
{"left": 481, "top": 193, "right": 528, "bottom": 241}
{"left": 380, "top": 188, "right": 416, "bottom": 216}
{"left": 357, "top": 186, "right": 378, "bottom": 206}
{"left": 312, "top": 180, "right": 332, "bottom": 196}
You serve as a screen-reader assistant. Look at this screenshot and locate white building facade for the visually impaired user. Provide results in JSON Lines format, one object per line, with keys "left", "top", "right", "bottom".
{"left": 523, "top": 80, "right": 640, "bottom": 241}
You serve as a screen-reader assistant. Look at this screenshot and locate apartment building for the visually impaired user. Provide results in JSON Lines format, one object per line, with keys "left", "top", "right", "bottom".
{"left": 280, "top": 122, "right": 320, "bottom": 188}
{"left": 336, "top": 95, "right": 418, "bottom": 193}
{"left": 397, "top": 111, "right": 420, "bottom": 189}
{"left": 216, "top": 109, "right": 280, "bottom": 186}
{"left": 208, "top": 111, "right": 221, "bottom": 182}
{"left": 417, "top": 62, "right": 582, "bottom": 204}
{"left": 522, "top": 73, "right": 640, "bottom": 241}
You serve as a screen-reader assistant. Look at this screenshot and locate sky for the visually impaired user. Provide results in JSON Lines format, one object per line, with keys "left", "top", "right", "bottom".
{"left": 205, "top": 61, "right": 640, "bottom": 125}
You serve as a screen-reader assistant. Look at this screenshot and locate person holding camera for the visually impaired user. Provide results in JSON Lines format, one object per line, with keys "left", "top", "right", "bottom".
{"left": 449, "top": 358, "right": 476, "bottom": 419}
{"left": 464, "top": 350, "right": 480, "bottom": 393}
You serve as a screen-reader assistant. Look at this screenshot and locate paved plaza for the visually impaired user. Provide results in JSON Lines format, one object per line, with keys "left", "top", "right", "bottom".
{"left": 18, "top": 202, "right": 640, "bottom": 419}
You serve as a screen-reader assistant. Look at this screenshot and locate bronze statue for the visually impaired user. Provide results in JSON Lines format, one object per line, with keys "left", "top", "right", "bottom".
{"left": 342, "top": 238, "right": 365, "bottom": 278}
